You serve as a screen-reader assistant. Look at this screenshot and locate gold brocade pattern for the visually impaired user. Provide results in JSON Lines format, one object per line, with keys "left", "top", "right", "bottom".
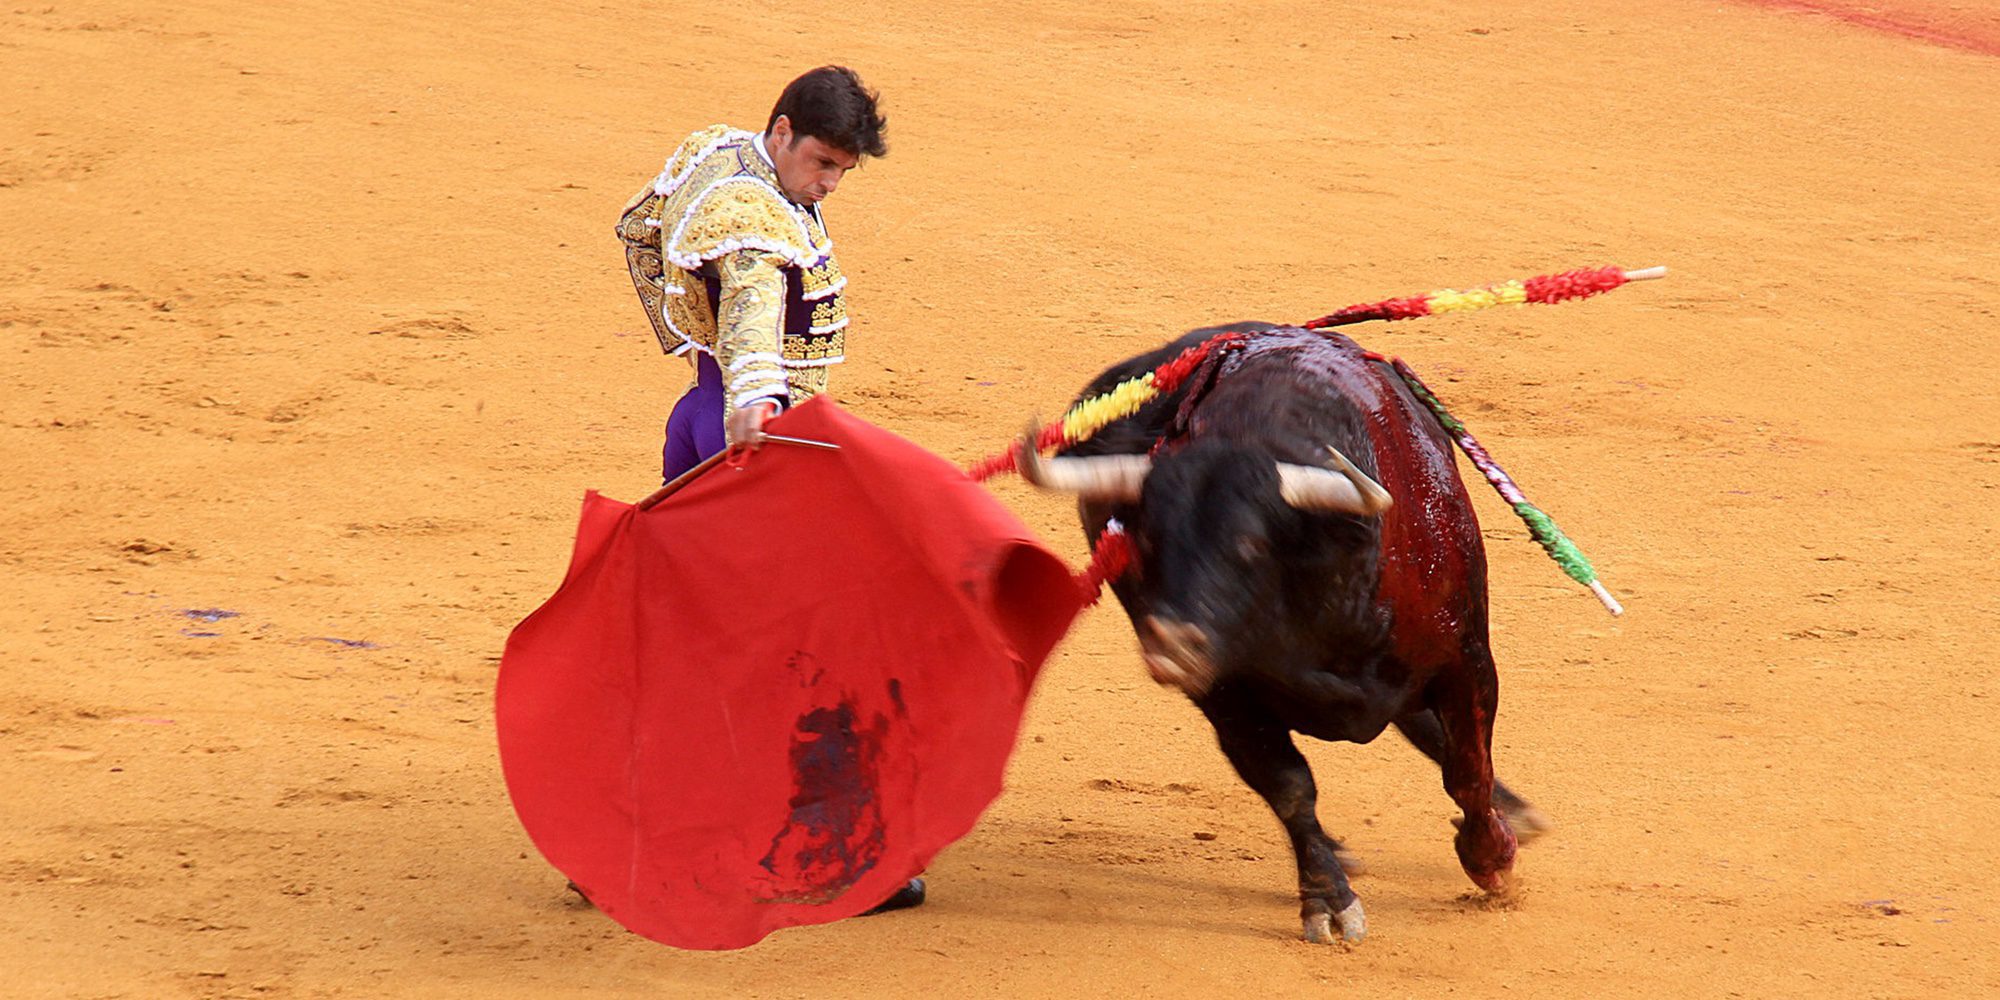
{"left": 715, "top": 250, "right": 790, "bottom": 422}
{"left": 616, "top": 171, "right": 688, "bottom": 354}
{"left": 786, "top": 365, "right": 829, "bottom": 402}
{"left": 809, "top": 297, "right": 847, "bottom": 334}
{"left": 661, "top": 269, "right": 715, "bottom": 353}
{"left": 800, "top": 258, "right": 844, "bottom": 299}
{"left": 616, "top": 125, "right": 848, "bottom": 370}
{"left": 668, "top": 179, "right": 819, "bottom": 268}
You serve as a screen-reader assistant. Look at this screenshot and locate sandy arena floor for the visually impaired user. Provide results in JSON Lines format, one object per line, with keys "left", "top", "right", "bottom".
{"left": 4, "top": 1, "right": 1998, "bottom": 997}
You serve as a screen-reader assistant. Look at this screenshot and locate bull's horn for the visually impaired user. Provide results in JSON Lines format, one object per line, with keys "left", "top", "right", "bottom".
{"left": 1277, "top": 446, "right": 1393, "bottom": 515}
{"left": 1015, "top": 421, "right": 1152, "bottom": 501}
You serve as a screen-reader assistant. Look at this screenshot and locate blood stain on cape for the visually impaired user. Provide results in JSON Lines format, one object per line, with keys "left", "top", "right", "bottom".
{"left": 496, "top": 399, "right": 1089, "bottom": 946}
{"left": 751, "top": 699, "right": 891, "bottom": 905}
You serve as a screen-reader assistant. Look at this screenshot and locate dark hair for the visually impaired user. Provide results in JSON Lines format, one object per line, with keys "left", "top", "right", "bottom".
{"left": 767, "top": 66, "right": 888, "bottom": 158}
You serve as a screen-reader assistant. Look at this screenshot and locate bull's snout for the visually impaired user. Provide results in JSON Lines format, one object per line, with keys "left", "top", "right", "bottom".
{"left": 1139, "top": 616, "right": 1219, "bottom": 696}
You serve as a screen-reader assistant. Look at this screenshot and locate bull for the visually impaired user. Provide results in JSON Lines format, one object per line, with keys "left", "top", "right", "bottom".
{"left": 1017, "top": 324, "right": 1548, "bottom": 945}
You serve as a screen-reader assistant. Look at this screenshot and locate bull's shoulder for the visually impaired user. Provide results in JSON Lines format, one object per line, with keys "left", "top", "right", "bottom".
{"left": 1225, "top": 331, "right": 1442, "bottom": 432}
{"left": 1060, "top": 323, "right": 1276, "bottom": 457}
{"left": 1192, "top": 331, "right": 1471, "bottom": 489}
{"left": 1074, "top": 323, "right": 1270, "bottom": 398}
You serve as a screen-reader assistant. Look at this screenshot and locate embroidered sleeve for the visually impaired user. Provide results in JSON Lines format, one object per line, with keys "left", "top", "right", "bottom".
{"left": 713, "top": 249, "right": 791, "bottom": 418}
{"left": 785, "top": 365, "right": 829, "bottom": 405}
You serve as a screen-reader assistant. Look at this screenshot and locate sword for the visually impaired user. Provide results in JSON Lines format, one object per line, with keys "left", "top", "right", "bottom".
{"left": 635, "top": 434, "right": 841, "bottom": 511}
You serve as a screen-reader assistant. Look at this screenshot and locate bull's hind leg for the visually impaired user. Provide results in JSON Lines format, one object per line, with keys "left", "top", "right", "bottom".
{"left": 1393, "top": 709, "right": 1552, "bottom": 842}
{"left": 1198, "top": 688, "right": 1366, "bottom": 944}
{"left": 1431, "top": 659, "right": 1518, "bottom": 895}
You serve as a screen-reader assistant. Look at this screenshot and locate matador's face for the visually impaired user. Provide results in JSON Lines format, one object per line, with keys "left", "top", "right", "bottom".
{"left": 767, "top": 116, "right": 859, "bottom": 207}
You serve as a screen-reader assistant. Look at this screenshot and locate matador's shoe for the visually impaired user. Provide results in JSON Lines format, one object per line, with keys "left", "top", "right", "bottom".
{"left": 861, "top": 878, "right": 926, "bottom": 916}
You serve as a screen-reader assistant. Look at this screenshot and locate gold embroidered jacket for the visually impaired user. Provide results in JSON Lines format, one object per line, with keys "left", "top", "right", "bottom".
{"left": 617, "top": 125, "right": 848, "bottom": 414}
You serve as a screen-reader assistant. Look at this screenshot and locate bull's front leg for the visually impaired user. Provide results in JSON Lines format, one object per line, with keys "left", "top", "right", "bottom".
{"left": 1430, "top": 663, "right": 1519, "bottom": 895}
{"left": 1198, "top": 687, "right": 1366, "bottom": 944}
{"left": 1393, "top": 708, "right": 1552, "bottom": 843}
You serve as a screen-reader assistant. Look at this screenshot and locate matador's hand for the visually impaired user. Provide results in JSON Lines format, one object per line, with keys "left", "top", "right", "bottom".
{"left": 727, "top": 400, "right": 779, "bottom": 448}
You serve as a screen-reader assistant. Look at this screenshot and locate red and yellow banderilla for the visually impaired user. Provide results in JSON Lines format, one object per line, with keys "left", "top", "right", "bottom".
{"left": 968, "top": 263, "right": 1666, "bottom": 616}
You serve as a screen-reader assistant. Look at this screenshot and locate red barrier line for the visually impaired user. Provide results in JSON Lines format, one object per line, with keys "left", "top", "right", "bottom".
{"left": 1737, "top": 0, "right": 2000, "bottom": 58}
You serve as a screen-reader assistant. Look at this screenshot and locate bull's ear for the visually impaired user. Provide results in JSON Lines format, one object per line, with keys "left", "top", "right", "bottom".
{"left": 1275, "top": 446, "right": 1391, "bottom": 515}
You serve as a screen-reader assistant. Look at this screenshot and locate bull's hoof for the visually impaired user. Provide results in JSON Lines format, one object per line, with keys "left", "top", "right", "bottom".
{"left": 1301, "top": 899, "right": 1367, "bottom": 945}
{"left": 1334, "top": 899, "right": 1367, "bottom": 942}
{"left": 1455, "top": 808, "right": 1519, "bottom": 895}
{"left": 1469, "top": 865, "right": 1516, "bottom": 898}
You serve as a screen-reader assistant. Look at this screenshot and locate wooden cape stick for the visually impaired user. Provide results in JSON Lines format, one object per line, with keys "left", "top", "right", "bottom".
{"left": 634, "top": 435, "right": 842, "bottom": 512}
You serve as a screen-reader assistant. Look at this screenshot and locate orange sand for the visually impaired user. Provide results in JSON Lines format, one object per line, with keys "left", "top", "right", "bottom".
{"left": 4, "top": 1, "right": 1997, "bottom": 997}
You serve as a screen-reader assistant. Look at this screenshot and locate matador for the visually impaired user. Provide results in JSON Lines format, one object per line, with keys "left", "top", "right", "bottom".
{"left": 609, "top": 65, "right": 924, "bottom": 917}
{"left": 617, "top": 66, "right": 888, "bottom": 482}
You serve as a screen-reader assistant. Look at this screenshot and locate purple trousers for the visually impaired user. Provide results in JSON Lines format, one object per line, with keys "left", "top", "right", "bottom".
{"left": 661, "top": 353, "right": 728, "bottom": 483}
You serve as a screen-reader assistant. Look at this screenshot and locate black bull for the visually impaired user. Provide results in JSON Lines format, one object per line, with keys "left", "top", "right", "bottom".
{"left": 1022, "top": 325, "right": 1549, "bottom": 945}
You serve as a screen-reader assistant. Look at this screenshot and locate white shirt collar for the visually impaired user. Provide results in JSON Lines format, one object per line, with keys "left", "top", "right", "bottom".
{"left": 753, "top": 131, "right": 822, "bottom": 222}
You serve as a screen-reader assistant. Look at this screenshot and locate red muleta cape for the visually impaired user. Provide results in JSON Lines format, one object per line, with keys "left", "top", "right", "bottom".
{"left": 496, "top": 398, "right": 1086, "bottom": 949}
